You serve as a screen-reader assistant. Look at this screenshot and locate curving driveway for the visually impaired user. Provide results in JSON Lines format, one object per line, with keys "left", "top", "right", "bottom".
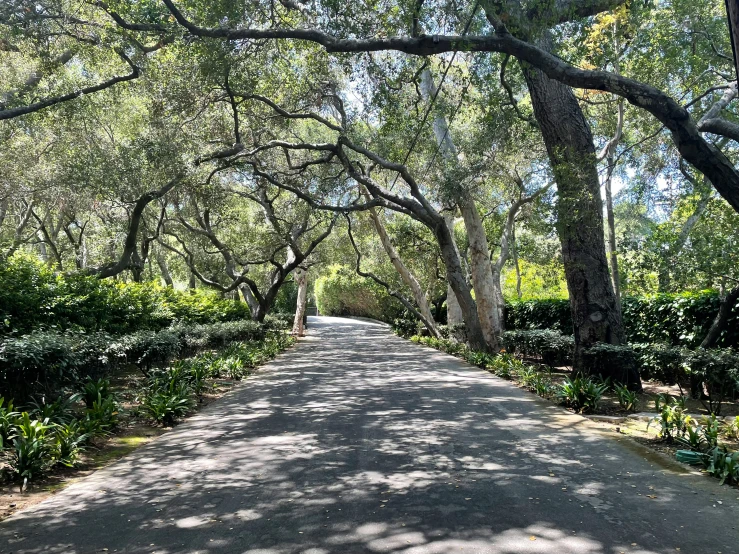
{"left": 2, "top": 316, "right": 738, "bottom": 553}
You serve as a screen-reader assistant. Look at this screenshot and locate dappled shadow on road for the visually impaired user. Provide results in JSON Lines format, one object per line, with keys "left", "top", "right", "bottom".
{"left": 2, "top": 317, "right": 738, "bottom": 554}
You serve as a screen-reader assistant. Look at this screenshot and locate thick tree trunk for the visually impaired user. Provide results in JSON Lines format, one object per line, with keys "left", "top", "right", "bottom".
{"left": 366, "top": 202, "right": 440, "bottom": 337}
{"left": 522, "top": 60, "right": 638, "bottom": 388}
{"left": 443, "top": 210, "right": 465, "bottom": 329}
{"left": 434, "top": 215, "right": 489, "bottom": 351}
{"left": 421, "top": 69, "right": 500, "bottom": 348}
{"left": 292, "top": 268, "right": 308, "bottom": 336}
{"left": 458, "top": 198, "right": 501, "bottom": 346}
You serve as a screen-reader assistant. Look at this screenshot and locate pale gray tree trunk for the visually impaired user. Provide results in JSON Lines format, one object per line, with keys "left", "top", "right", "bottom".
{"left": 442, "top": 210, "right": 464, "bottom": 328}
{"left": 292, "top": 267, "right": 308, "bottom": 336}
{"left": 155, "top": 247, "right": 174, "bottom": 287}
{"left": 366, "top": 202, "right": 440, "bottom": 337}
{"left": 420, "top": 69, "right": 500, "bottom": 348}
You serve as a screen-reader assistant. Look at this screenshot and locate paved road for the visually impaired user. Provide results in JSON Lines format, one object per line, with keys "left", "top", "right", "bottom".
{"left": 2, "top": 317, "right": 738, "bottom": 553}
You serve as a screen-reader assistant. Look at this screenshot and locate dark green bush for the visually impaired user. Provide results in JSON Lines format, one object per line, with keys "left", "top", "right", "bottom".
{"left": 502, "top": 330, "right": 574, "bottom": 366}
{"left": 580, "top": 343, "right": 639, "bottom": 389}
{"left": 505, "top": 299, "right": 572, "bottom": 332}
{"left": 631, "top": 343, "right": 685, "bottom": 384}
{"left": 683, "top": 348, "right": 739, "bottom": 415}
{"left": 0, "top": 321, "right": 271, "bottom": 402}
{"left": 557, "top": 376, "right": 608, "bottom": 413}
{"left": 505, "top": 291, "right": 738, "bottom": 348}
{"left": 392, "top": 318, "right": 419, "bottom": 338}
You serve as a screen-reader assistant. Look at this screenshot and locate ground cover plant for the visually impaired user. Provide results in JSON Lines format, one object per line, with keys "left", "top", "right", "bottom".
{"left": 0, "top": 325, "right": 295, "bottom": 490}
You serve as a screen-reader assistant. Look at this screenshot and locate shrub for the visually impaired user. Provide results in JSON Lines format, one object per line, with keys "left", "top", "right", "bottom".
{"left": 0, "top": 252, "right": 252, "bottom": 336}
{"left": 505, "top": 299, "right": 572, "bottom": 332}
{"left": 580, "top": 343, "right": 639, "bottom": 389}
{"left": 140, "top": 382, "right": 194, "bottom": 426}
{"left": 649, "top": 397, "right": 692, "bottom": 442}
{"left": 505, "top": 291, "right": 739, "bottom": 348}
{"left": 52, "top": 421, "right": 90, "bottom": 467}
{"left": 557, "top": 376, "right": 608, "bottom": 413}
{"left": 0, "top": 397, "right": 19, "bottom": 448}
{"left": 502, "top": 330, "right": 574, "bottom": 366}
{"left": 488, "top": 354, "right": 527, "bottom": 379}
{"left": 80, "top": 394, "right": 119, "bottom": 437}
{"left": 683, "top": 348, "right": 739, "bottom": 415}
{"left": 631, "top": 343, "right": 685, "bottom": 385}
{"left": 28, "top": 395, "right": 76, "bottom": 425}
{"left": 614, "top": 383, "right": 638, "bottom": 412}
{"left": 392, "top": 318, "right": 419, "bottom": 338}
{"left": 8, "top": 413, "right": 55, "bottom": 485}
{"left": 81, "top": 378, "right": 113, "bottom": 409}
{"left": 705, "top": 447, "right": 739, "bottom": 486}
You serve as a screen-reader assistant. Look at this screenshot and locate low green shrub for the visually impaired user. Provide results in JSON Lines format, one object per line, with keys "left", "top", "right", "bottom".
{"left": 631, "top": 343, "right": 685, "bottom": 385}
{"left": 487, "top": 354, "right": 527, "bottom": 379}
{"left": 140, "top": 382, "right": 195, "bottom": 426}
{"left": 8, "top": 413, "right": 55, "bottom": 485}
{"left": 0, "top": 252, "right": 252, "bottom": 336}
{"left": 0, "top": 397, "right": 19, "bottom": 448}
{"left": 505, "top": 291, "right": 739, "bottom": 348}
{"left": 52, "top": 421, "right": 90, "bottom": 468}
{"left": 580, "top": 343, "right": 640, "bottom": 389}
{"left": 502, "top": 330, "right": 574, "bottom": 366}
{"left": 705, "top": 447, "right": 739, "bottom": 485}
{"left": 28, "top": 396, "right": 77, "bottom": 426}
{"left": 392, "top": 319, "right": 419, "bottom": 339}
{"left": 557, "top": 376, "right": 608, "bottom": 414}
{"left": 81, "top": 378, "right": 112, "bottom": 410}
{"left": 649, "top": 396, "right": 692, "bottom": 442}
{"left": 683, "top": 348, "right": 739, "bottom": 415}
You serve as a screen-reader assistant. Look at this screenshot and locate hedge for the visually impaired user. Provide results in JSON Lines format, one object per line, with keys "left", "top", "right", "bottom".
{"left": 0, "top": 253, "right": 252, "bottom": 336}
{"left": 0, "top": 319, "right": 287, "bottom": 402}
{"left": 505, "top": 291, "right": 739, "bottom": 348}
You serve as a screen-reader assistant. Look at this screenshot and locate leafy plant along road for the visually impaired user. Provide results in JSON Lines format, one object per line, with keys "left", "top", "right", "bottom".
{"left": 2, "top": 318, "right": 738, "bottom": 553}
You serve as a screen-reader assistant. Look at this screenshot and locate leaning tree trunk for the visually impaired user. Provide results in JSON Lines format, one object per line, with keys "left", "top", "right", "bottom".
{"left": 443, "top": 209, "right": 465, "bottom": 335}
{"left": 421, "top": 69, "right": 500, "bottom": 349}
{"left": 366, "top": 200, "right": 440, "bottom": 337}
{"left": 604, "top": 151, "right": 621, "bottom": 307}
{"left": 292, "top": 267, "right": 308, "bottom": 337}
{"left": 434, "top": 215, "right": 489, "bottom": 352}
{"left": 155, "top": 247, "right": 174, "bottom": 287}
{"left": 458, "top": 198, "right": 502, "bottom": 346}
{"left": 522, "top": 60, "right": 639, "bottom": 388}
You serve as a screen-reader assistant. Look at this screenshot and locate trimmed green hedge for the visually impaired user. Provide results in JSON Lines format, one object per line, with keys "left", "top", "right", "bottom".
{"left": 0, "top": 320, "right": 284, "bottom": 402}
{"left": 0, "top": 253, "right": 251, "bottom": 336}
{"left": 505, "top": 291, "right": 738, "bottom": 348}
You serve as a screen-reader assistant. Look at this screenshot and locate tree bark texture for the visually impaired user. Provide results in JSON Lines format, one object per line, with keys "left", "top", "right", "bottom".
{"left": 292, "top": 267, "right": 308, "bottom": 336}
{"left": 522, "top": 61, "right": 637, "bottom": 387}
{"left": 421, "top": 68, "right": 500, "bottom": 349}
{"left": 366, "top": 203, "right": 440, "bottom": 337}
{"left": 442, "top": 210, "right": 465, "bottom": 329}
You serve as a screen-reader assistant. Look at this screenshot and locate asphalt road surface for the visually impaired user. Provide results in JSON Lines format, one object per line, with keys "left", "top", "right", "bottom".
{"left": 2, "top": 316, "right": 738, "bottom": 554}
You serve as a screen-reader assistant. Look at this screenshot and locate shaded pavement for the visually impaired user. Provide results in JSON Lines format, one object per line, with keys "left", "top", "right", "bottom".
{"left": 2, "top": 316, "right": 738, "bottom": 553}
